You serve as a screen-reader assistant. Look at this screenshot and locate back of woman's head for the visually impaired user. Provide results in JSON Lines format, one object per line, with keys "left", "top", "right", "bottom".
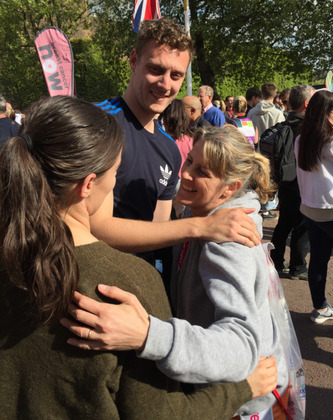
{"left": 193, "top": 125, "right": 275, "bottom": 203}
{"left": 298, "top": 90, "right": 333, "bottom": 171}
{"left": 19, "top": 95, "right": 123, "bottom": 202}
{"left": 232, "top": 96, "right": 247, "bottom": 114}
{"left": 161, "top": 99, "right": 190, "bottom": 139}
{"left": 0, "top": 95, "right": 123, "bottom": 325}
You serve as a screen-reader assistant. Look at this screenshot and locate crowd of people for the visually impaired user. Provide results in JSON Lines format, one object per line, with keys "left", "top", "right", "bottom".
{"left": 0, "top": 16, "right": 332, "bottom": 419}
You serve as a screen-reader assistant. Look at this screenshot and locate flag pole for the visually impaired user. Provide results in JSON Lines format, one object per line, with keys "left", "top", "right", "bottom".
{"left": 184, "top": 0, "right": 192, "bottom": 96}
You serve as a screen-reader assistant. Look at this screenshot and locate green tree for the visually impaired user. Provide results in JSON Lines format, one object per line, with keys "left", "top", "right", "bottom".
{"left": 0, "top": 0, "right": 331, "bottom": 107}
{"left": 72, "top": 38, "right": 130, "bottom": 101}
{"left": 0, "top": 0, "right": 91, "bottom": 108}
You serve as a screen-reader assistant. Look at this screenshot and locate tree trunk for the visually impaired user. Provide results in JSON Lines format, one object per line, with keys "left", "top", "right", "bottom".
{"left": 189, "top": 2, "right": 218, "bottom": 97}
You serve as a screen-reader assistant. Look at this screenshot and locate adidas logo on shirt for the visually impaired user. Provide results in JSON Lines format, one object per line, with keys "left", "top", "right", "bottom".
{"left": 159, "top": 164, "right": 172, "bottom": 186}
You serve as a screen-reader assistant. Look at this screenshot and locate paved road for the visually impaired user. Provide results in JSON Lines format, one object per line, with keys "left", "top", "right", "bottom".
{"left": 262, "top": 212, "right": 333, "bottom": 420}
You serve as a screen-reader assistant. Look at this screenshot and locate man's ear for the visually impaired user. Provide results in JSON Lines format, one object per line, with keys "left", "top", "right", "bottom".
{"left": 129, "top": 49, "right": 138, "bottom": 72}
{"left": 221, "top": 180, "right": 242, "bottom": 199}
{"left": 78, "top": 173, "right": 97, "bottom": 198}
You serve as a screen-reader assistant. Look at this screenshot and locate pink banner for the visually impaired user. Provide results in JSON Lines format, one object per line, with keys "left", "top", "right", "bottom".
{"left": 34, "top": 27, "right": 74, "bottom": 96}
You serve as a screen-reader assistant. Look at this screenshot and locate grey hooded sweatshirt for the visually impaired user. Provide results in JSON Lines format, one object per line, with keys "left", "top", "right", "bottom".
{"left": 247, "top": 100, "right": 285, "bottom": 136}
{"left": 140, "top": 190, "right": 288, "bottom": 416}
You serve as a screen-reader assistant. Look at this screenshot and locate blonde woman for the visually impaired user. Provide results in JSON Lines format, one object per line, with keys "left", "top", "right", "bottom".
{"left": 229, "top": 95, "right": 258, "bottom": 148}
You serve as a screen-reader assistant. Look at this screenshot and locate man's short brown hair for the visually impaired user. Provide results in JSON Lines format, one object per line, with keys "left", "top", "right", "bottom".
{"left": 136, "top": 18, "right": 194, "bottom": 60}
{"left": 261, "top": 82, "right": 277, "bottom": 100}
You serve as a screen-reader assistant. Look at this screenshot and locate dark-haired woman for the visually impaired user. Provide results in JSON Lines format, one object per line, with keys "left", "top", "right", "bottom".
{"left": 161, "top": 99, "right": 193, "bottom": 177}
{"left": 0, "top": 95, "right": 276, "bottom": 419}
{"left": 295, "top": 89, "right": 333, "bottom": 324}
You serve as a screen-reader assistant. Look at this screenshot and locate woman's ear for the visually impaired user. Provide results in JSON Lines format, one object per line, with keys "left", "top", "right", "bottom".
{"left": 221, "top": 180, "right": 242, "bottom": 199}
{"left": 78, "top": 173, "right": 97, "bottom": 198}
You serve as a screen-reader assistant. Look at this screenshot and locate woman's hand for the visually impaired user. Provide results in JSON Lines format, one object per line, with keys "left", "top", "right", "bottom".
{"left": 60, "top": 285, "right": 150, "bottom": 351}
{"left": 247, "top": 356, "right": 278, "bottom": 399}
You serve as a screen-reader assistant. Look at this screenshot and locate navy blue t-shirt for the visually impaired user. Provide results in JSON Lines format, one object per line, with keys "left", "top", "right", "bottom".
{"left": 95, "top": 98, "right": 181, "bottom": 222}
{"left": 0, "top": 117, "right": 19, "bottom": 148}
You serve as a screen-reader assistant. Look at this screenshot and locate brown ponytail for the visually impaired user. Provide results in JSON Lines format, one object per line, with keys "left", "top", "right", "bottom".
{"left": 0, "top": 96, "right": 123, "bottom": 325}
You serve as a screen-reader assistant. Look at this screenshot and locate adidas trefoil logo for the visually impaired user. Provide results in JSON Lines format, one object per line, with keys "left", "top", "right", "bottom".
{"left": 159, "top": 164, "right": 172, "bottom": 186}
{"left": 160, "top": 164, "right": 172, "bottom": 180}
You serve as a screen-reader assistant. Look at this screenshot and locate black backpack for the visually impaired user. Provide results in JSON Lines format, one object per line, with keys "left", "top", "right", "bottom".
{"left": 259, "top": 122, "right": 296, "bottom": 184}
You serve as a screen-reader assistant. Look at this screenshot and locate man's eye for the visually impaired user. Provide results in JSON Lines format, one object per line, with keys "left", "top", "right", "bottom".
{"left": 172, "top": 73, "right": 182, "bottom": 80}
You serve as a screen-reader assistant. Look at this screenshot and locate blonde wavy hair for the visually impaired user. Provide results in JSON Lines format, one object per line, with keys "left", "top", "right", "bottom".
{"left": 193, "top": 125, "right": 276, "bottom": 203}
{"left": 232, "top": 95, "right": 247, "bottom": 114}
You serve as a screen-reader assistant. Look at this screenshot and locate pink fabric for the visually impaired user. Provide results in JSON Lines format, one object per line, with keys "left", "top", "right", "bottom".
{"left": 175, "top": 134, "right": 193, "bottom": 177}
{"left": 34, "top": 27, "right": 74, "bottom": 96}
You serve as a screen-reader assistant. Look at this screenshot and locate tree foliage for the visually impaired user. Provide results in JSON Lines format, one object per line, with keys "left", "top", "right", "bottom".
{"left": 0, "top": 0, "right": 92, "bottom": 108}
{"left": 0, "top": 0, "right": 331, "bottom": 108}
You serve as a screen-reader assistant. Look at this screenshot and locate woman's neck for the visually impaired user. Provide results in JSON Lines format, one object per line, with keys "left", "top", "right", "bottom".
{"left": 61, "top": 205, "right": 98, "bottom": 247}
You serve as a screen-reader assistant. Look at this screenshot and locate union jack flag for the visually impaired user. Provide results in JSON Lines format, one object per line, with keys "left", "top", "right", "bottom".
{"left": 132, "top": 0, "right": 161, "bottom": 33}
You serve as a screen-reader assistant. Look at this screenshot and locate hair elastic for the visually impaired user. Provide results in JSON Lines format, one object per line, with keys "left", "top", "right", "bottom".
{"left": 18, "top": 133, "right": 33, "bottom": 151}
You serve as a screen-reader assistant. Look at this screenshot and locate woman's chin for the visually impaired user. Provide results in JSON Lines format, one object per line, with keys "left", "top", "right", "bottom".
{"left": 175, "top": 195, "right": 191, "bottom": 208}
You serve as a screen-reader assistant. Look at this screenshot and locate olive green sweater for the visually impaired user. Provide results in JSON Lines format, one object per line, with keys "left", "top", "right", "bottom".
{"left": 0, "top": 241, "right": 252, "bottom": 419}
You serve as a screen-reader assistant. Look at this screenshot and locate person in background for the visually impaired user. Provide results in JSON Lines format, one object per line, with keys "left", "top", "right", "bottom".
{"left": 245, "top": 87, "right": 262, "bottom": 116}
{"left": 273, "top": 92, "right": 283, "bottom": 110}
{"left": 220, "top": 99, "right": 226, "bottom": 113}
{"left": 295, "top": 89, "right": 333, "bottom": 324}
{"left": 279, "top": 88, "right": 291, "bottom": 117}
{"left": 248, "top": 82, "right": 285, "bottom": 219}
{"left": 228, "top": 95, "right": 258, "bottom": 149}
{"left": 224, "top": 95, "right": 234, "bottom": 119}
{"left": 161, "top": 99, "right": 193, "bottom": 177}
{"left": 0, "top": 96, "right": 19, "bottom": 147}
{"left": 182, "top": 95, "right": 211, "bottom": 130}
{"left": 270, "top": 84, "right": 315, "bottom": 280}
{"left": 14, "top": 109, "right": 25, "bottom": 125}
{"left": 248, "top": 82, "right": 285, "bottom": 137}
{"left": 198, "top": 85, "right": 226, "bottom": 127}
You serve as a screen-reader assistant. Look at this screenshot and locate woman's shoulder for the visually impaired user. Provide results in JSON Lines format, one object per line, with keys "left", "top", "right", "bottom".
{"left": 75, "top": 242, "right": 172, "bottom": 319}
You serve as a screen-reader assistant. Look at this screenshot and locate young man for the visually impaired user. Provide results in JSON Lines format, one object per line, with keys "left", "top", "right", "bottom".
{"left": 247, "top": 82, "right": 285, "bottom": 137}
{"left": 245, "top": 87, "right": 261, "bottom": 116}
{"left": 91, "top": 19, "right": 259, "bottom": 254}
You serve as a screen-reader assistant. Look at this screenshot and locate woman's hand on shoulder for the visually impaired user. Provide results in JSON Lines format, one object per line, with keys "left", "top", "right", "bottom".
{"left": 60, "top": 285, "right": 150, "bottom": 351}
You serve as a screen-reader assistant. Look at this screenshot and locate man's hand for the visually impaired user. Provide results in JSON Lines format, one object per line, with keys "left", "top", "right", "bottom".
{"left": 247, "top": 356, "right": 278, "bottom": 399}
{"left": 198, "top": 207, "right": 261, "bottom": 247}
{"left": 60, "top": 285, "right": 150, "bottom": 351}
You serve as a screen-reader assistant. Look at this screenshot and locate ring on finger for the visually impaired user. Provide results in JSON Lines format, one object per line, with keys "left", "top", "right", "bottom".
{"left": 87, "top": 329, "right": 93, "bottom": 340}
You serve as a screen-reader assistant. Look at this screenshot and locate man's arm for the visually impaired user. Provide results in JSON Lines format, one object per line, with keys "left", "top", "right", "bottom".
{"left": 152, "top": 199, "right": 173, "bottom": 222}
{"left": 90, "top": 192, "right": 260, "bottom": 253}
